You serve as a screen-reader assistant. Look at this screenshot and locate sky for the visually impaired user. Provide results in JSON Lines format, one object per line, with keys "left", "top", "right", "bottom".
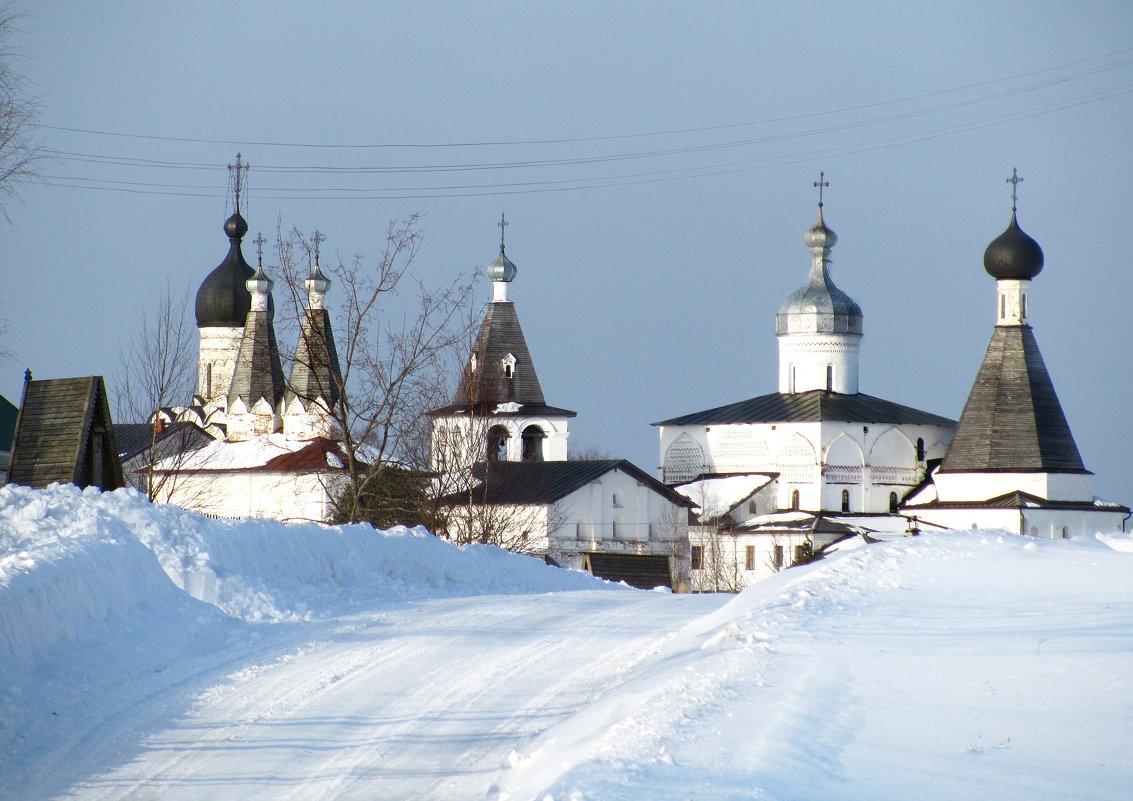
{"left": 3, "top": 483, "right": 1132, "bottom": 799}
{"left": 2, "top": 1, "right": 1132, "bottom": 503}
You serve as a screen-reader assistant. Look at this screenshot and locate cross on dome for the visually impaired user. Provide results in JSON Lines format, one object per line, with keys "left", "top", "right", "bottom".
{"left": 253, "top": 232, "right": 266, "bottom": 267}
{"left": 813, "top": 171, "right": 829, "bottom": 207}
{"left": 1006, "top": 167, "right": 1024, "bottom": 212}
{"left": 228, "top": 152, "right": 249, "bottom": 215}
{"left": 498, "top": 212, "right": 508, "bottom": 253}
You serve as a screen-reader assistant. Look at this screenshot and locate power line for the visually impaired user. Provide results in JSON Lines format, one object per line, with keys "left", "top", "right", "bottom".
{"left": 33, "top": 47, "right": 1133, "bottom": 150}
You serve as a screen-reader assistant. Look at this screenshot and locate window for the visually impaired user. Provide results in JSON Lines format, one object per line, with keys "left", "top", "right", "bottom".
{"left": 794, "top": 543, "right": 810, "bottom": 563}
{"left": 1000, "top": 294, "right": 1006, "bottom": 320}
{"left": 691, "top": 545, "right": 704, "bottom": 570}
{"left": 487, "top": 425, "right": 509, "bottom": 462}
{"left": 1022, "top": 295, "right": 1028, "bottom": 319}
{"left": 841, "top": 489, "right": 850, "bottom": 513}
{"left": 612, "top": 492, "right": 622, "bottom": 509}
{"left": 790, "top": 489, "right": 800, "bottom": 511}
{"left": 502, "top": 353, "right": 517, "bottom": 379}
{"left": 205, "top": 363, "right": 212, "bottom": 397}
{"left": 745, "top": 545, "right": 755, "bottom": 571}
{"left": 748, "top": 499, "right": 757, "bottom": 514}
{"left": 1061, "top": 526, "right": 1069, "bottom": 539}
{"left": 889, "top": 491, "right": 899, "bottom": 513}
{"left": 826, "top": 364, "right": 833, "bottom": 391}
{"left": 772, "top": 545, "right": 784, "bottom": 570}
{"left": 916, "top": 438, "right": 925, "bottom": 462}
{"left": 521, "top": 425, "right": 545, "bottom": 462}
{"left": 789, "top": 364, "right": 796, "bottom": 393}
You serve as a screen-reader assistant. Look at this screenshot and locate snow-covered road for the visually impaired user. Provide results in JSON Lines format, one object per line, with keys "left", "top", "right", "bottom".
{"left": 26, "top": 591, "right": 723, "bottom": 801}
{"left": 5, "top": 486, "right": 1133, "bottom": 801}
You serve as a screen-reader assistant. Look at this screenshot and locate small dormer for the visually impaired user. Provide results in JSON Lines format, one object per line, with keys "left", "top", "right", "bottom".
{"left": 502, "top": 353, "right": 517, "bottom": 380}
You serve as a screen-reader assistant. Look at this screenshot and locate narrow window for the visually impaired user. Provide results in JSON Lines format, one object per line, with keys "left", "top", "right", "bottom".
{"left": 205, "top": 363, "right": 213, "bottom": 398}
{"left": 889, "top": 491, "right": 899, "bottom": 513}
{"left": 691, "top": 545, "right": 704, "bottom": 570}
{"left": 789, "top": 364, "right": 796, "bottom": 393}
{"left": 1061, "top": 526, "right": 1069, "bottom": 539}
{"left": 1021, "top": 294, "right": 1028, "bottom": 319}
{"left": 748, "top": 499, "right": 757, "bottom": 514}
{"left": 772, "top": 545, "right": 784, "bottom": 570}
{"left": 611, "top": 492, "right": 620, "bottom": 508}
{"left": 744, "top": 545, "right": 755, "bottom": 571}
{"left": 611, "top": 520, "right": 618, "bottom": 537}
{"left": 521, "top": 425, "right": 545, "bottom": 462}
{"left": 841, "top": 489, "right": 850, "bottom": 513}
{"left": 1000, "top": 294, "right": 1006, "bottom": 320}
{"left": 487, "top": 425, "right": 509, "bottom": 462}
{"left": 826, "top": 364, "right": 833, "bottom": 391}
{"left": 790, "top": 489, "right": 800, "bottom": 511}
{"left": 916, "top": 438, "right": 925, "bottom": 462}
{"left": 504, "top": 363, "right": 513, "bottom": 378}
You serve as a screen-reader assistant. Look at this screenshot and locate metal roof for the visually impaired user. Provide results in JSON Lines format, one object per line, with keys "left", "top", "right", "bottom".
{"left": 654, "top": 389, "right": 955, "bottom": 427}
{"left": 437, "top": 459, "right": 693, "bottom": 507}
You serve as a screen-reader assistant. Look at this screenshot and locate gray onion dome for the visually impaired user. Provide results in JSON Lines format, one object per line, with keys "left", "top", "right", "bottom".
{"left": 984, "top": 212, "right": 1044, "bottom": 280}
{"left": 487, "top": 245, "right": 518, "bottom": 282}
{"left": 776, "top": 206, "right": 862, "bottom": 335}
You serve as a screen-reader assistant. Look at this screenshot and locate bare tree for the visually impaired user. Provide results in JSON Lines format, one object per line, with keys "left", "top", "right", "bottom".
{"left": 0, "top": 6, "right": 41, "bottom": 218}
{"left": 113, "top": 281, "right": 208, "bottom": 499}
{"left": 270, "top": 217, "right": 477, "bottom": 526}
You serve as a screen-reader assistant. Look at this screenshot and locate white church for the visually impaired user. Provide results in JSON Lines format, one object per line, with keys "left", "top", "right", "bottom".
{"left": 656, "top": 175, "right": 1127, "bottom": 591}
{"left": 148, "top": 179, "right": 351, "bottom": 522}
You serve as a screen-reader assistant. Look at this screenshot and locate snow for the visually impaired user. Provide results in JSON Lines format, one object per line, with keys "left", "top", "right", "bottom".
{"left": 150, "top": 433, "right": 306, "bottom": 471}
{"left": 675, "top": 474, "right": 774, "bottom": 520}
{"left": 2, "top": 484, "right": 1133, "bottom": 800}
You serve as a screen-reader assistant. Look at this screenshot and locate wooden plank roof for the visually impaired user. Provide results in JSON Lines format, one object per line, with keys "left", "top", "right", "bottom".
{"left": 939, "top": 326, "right": 1087, "bottom": 474}
{"left": 7, "top": 376, "right": 123, "bottom": 490}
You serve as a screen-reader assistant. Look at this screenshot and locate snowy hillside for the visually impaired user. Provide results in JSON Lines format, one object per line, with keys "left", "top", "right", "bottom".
{"left": 1, "top": 484, "right": 1131, "bottom": 800}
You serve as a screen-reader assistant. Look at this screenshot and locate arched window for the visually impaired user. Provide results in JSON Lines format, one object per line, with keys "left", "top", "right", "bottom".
{"left": 841, "top": 489, "right": 851, "bottom": 513}
{"left": 916, "top": 438, "right": 925, "bottom": 462}
{"left": 205, "top": 363, "right": 213, "bottom": 397}
{"left": 826, "top": 364, "right": 833, "bottom": 391}
{"left": 487, "top": 425, "right": 510, "bottom": 462}
{"left": 889, "top": 491, "right": 899, "bottom": 513}
{"left": 521, "top": 425, "right": 545, "bottom": 462}
{"left": 790, "top": 489, "right": 800, "bottom": 511}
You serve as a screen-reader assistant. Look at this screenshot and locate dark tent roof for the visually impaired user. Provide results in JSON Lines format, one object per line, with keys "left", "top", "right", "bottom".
{"left": 448, "top": 301, "right": 560, "bottom": 411}
{"left": 939, "top": 325, "right": 1087, "bottom": 474}
{"left": 654, "top": 390, "right": 954, "bottom": 428}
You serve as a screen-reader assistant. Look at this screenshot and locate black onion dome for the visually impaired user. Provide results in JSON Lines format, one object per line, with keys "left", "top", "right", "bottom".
{"left": 195, "top": 212, "right": 256, "bottom": 327}
{"left": 984, "top": 212, "right": 1044, "bottom": 280}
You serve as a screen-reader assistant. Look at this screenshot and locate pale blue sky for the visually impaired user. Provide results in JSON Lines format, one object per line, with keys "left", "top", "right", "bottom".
{"left": 3, "top": 1, "right": 1131, "bottom": 502}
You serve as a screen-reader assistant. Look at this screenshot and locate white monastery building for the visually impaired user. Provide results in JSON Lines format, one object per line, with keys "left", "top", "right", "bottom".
{"left": 655, "top": 185, "right": 957, "bottom": 590}
{"left": 430, "top": 218, "right": 692, "bottom": 589}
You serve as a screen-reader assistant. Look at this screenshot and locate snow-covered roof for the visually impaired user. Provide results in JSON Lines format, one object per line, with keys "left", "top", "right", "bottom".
{"left": 151, "top": 433, "right": 348, "bottom": 473}
{"left": 675, "top": 474, "right": 775, "bottom": 521}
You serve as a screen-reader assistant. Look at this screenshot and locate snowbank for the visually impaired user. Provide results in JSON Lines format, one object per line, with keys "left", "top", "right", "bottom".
{"left": 0, "top": 483, "right": 607, "bottom": 666}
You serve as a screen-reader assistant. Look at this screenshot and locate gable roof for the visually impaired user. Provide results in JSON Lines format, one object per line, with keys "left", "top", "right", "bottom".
{"left": 7, "top": 376, "right": 124, "bottom": 490}
{"left": 909, "top": 489, "right": 1127, "bottom": 513}
{"left": 437, "top": 459, "right": 693, "bottom": 507}
{"left": 654, "top": 389, "right": 955, "bottom": 428}
{"left": 114, "top": 421, "right": 213, "bottom": 462}
{"left": 939, "top": 326, "right": 1087, "bottom": 474}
